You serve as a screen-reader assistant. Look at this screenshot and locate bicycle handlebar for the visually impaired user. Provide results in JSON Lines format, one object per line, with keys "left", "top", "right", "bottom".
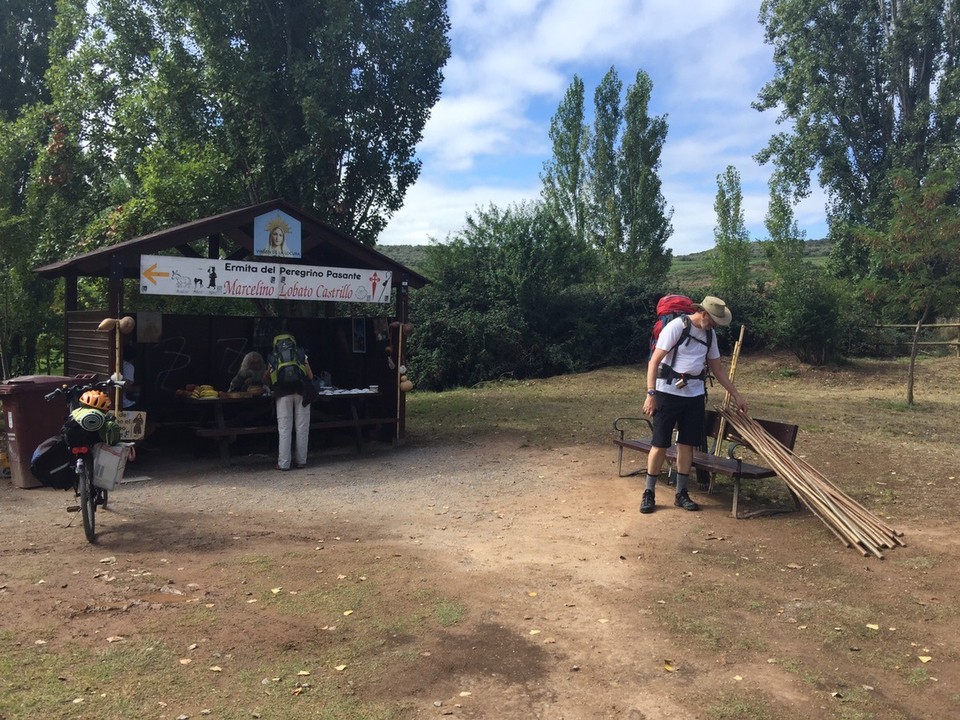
{"left": 43, "top": 377, "right": 126, "bottom": 403}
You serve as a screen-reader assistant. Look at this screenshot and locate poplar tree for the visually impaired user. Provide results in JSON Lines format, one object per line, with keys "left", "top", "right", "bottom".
{"left": 545, "top": 67, "right": 673, "bottom": 285}
{"left": 763, "top": 180, "right": 805, "bottom": 280}
{"left": 586, "top": 67, "right": 623, "bottom": 258}
{"left": 541, "top": 76, "right": 589, "bottom": 245}
{"left": 618, "top": 69, "right": 672, "bottom": 284}
{"left": 711, "top": 165, "right": 751, "bottom": 297}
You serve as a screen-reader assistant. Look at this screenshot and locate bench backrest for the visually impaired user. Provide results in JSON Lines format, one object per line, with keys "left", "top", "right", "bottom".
{"left": 705, "top": 410, "right": 798, "bottom": 451}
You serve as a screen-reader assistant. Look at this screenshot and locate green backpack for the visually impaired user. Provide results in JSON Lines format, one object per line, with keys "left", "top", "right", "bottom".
{"left": 269, "top": 334, "right": 307, "bottom": 389}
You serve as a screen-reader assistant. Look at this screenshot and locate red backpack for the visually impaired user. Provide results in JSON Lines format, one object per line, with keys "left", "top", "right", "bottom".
{"left": 649, "top": 295, "right": 697, "bottom": 355}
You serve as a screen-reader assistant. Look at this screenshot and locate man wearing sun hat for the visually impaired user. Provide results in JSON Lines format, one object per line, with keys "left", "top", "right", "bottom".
{"left": 640, "top": 296, "right": 748, "bottom": 514}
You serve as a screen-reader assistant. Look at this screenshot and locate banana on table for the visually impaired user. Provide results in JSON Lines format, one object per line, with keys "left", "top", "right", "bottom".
{"left": 192, "top": 384, "right": 218, "bottom": 399}
{"left": 191, "top": 384, "right": 219, "bottom": 399}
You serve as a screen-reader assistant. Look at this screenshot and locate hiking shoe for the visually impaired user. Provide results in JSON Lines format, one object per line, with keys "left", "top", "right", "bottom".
{"left": 640, "top": 489, "right": 656, "bottom": 514}
{"left": 674, "top": 489, "right": 700, "bottom": 511}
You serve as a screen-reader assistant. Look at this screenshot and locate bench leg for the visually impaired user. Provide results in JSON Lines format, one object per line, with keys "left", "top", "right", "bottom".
{"left": 696, "top": 468, "right": 711, "bottom": 491}
{"left": 733, "top": 478, "right": 804, "bottom": 519}
{"left": 615, "top": 435, "right": 646, "bottom": 478}
{"left": 350, "top": 402, "right": 362, "bottom": 454}
{"left": 616, "top": 445, "right": 647, "bottom": 478}
{"left": 788, "top": 487, "right": 802, "bottom": 512}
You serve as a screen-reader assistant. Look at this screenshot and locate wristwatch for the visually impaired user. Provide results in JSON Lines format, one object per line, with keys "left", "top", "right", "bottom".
{"left": 646, "top": 389, "right": 656, "bottom": 397}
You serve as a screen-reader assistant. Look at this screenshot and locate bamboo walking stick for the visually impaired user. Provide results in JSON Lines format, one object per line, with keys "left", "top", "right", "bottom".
{"left": 98, "top": 315, "right": 136, "bottom": 412}
{"left": 712, "top": 325, "right": 746, "bottom": 455}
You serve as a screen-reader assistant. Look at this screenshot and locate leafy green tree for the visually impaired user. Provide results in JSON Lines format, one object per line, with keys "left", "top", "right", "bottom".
{"left": 410, "top": 201, "right": 601, "bottom": 389}
{"left": 27, "top": 0, "right": 451, "bottom": 255}
{"left": 22, "top": 0, "right": 234, "bottom": 262}
{"left": 0, "top": 0, "right": 59, "bottom": 375}
{"left": 756, "top": 0, "right": 960, "bottom": 279}
{"left": 860, "top": 169, "right": 960, "bottom": 403}
{"left": 617, "top": 69, "right": 672, "bottom": 285}
{"left": 760, "top": 179, "right": 823, "bottom": 360}
{"left": 711, "top": 166, "right": 751, "bottom": 297}
{"left": 541, "top": 76, "right": 589, "bottom": 245}
{"left": 764, "top": 267, "right": 851, "bottom": 365}
{"left": 0, "top": 0, "right": 450, "bottom": 371}
{"left": 169, "top": 0, "right": 451, "bottom": 244}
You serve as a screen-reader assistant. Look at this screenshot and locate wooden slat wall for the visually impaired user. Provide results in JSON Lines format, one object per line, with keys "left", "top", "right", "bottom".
{"left": 66, "top": 310, "right": 111, "bottom": 377}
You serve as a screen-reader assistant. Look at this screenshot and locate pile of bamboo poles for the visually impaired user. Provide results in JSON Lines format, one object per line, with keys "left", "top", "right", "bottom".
{"left": 718, "top": 407, "right": 905, "bottom": 559}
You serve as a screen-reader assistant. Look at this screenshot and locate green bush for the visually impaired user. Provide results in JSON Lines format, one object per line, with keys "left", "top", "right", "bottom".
{"left": 762, "top": 268, "right": 855, "bottom": 365}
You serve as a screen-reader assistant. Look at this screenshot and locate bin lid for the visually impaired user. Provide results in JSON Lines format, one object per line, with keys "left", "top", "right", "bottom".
{"left": 0, "top": 375, "right": 75, "bottom": 395}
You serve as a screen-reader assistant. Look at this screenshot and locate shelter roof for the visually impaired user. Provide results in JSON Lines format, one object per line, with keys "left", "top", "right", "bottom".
{"left": 33, "top": 199, "right": 428, "bottom": 287}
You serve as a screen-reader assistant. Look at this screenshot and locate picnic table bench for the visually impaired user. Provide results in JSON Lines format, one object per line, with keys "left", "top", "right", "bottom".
{"left": 612, "top": 409, "right": 801, "bottom": 518}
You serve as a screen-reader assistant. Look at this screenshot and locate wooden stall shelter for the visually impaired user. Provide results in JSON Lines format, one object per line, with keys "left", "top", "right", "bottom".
{"left": 34, "top": 199, "right": 428, "bottom": 449}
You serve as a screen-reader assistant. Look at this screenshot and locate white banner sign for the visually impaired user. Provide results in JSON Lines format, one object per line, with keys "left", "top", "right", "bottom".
{"left": 139, "top": 255, "right": 392, "bottom": 304}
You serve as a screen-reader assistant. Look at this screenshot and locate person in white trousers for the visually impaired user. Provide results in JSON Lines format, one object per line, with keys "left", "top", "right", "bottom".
{"left": 274, "top": 391, "right": 311, "bottom": 470}
{"left": 264, "top": 339, "right": 314, "bottom": 470}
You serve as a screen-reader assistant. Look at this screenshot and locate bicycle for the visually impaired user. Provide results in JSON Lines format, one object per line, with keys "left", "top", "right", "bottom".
{"left": 42, "top": 378, "right": 127, "bottom": 543}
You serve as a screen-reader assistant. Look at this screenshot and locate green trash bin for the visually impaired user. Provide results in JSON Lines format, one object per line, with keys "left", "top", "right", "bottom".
{"left": 0, "top": 375, "right": 74, "bottom": 489}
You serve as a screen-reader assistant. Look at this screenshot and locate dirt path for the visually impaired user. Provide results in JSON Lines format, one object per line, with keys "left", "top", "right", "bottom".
{"left": 2, "top": 413, "right": 959, "bottom": 719}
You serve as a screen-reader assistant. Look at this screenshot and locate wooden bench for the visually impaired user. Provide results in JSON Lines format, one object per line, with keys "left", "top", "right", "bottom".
{"left": 193, "top": 417, "right": 398, "bottom": 461}
{"left": 612, "top": 410, "right": 801, "bottom": 518}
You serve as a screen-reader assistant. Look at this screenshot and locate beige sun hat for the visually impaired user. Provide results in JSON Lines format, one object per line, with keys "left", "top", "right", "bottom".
{"left": 697, "top": 296, "right": 732, "bottom": 326}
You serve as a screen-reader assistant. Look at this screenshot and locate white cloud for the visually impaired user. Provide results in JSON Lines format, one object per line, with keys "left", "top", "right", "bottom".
{"left": 379, "top": 179, "right": 542, "bottom": 245}
{"left": 380, "top": 1, "right": 828, "bottom": 251}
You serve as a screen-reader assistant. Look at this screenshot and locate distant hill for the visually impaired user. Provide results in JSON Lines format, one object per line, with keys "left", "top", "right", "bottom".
{"left": 377, "top": 238, "right": 830, "bottom": 286}
{"left": 668, "top": 238, "right": 830, "bottom": 289}
{"left": 378, "top": 244, "right": 430, "bottom": 275}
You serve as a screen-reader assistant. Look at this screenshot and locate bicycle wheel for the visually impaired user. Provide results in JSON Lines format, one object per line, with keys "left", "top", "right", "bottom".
{"left": 78, "top": 460, "right": 97, "bottom": 543}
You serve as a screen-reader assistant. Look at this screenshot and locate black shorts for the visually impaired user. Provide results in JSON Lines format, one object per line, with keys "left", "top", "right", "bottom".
{"left": 651, "top": 392, "right": 707, "bottom": 448}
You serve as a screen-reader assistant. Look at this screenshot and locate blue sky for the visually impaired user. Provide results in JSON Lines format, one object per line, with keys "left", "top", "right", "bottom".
{"left": 378, "top": 0, "right": 829, "bottom": 255}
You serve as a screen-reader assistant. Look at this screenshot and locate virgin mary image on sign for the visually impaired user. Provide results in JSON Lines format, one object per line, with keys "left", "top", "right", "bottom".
{"left": 254, "top": 211, "right": 302, "bottom": 258}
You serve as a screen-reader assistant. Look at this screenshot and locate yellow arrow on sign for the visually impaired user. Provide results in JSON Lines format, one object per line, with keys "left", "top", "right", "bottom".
{"left": 142, "top": 263, "right": 170, "bottom": 285}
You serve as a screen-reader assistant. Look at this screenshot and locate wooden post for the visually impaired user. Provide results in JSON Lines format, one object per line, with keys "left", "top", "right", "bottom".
{"left": 712, "top": 325, "right": 745, "bottom": 455}
{"left": 395, "top": 322, "right": 404, "bottom": 441}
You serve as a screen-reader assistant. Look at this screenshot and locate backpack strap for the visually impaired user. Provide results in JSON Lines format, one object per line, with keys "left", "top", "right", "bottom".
{"left": 667, "top": 316, "right": 697, "bottom": 367}
{"left": 665, "top": 316, "right": 714, "bottom": 372}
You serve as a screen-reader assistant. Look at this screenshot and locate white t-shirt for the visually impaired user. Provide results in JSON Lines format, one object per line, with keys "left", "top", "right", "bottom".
{"left": 654, "top": 316, "right": 719, "bottom": 397}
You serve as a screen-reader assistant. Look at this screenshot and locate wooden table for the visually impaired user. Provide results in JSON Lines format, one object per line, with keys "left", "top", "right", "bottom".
{"left": 310, "top": 389, "right": 383, "bottom": 454}
{"left": 183, "top": 394, "right": 273, "bottom": 461}
{"left": 185, "top": 389, "right": 391, "bottom": 462}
